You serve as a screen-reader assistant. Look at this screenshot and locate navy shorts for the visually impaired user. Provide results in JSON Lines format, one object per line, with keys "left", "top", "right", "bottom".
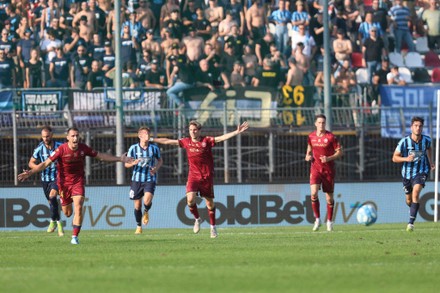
{"left": 402, "top": 173, "right": 427, "bottom": 195}
{"left": 129, "top": 181, "right": 156, "bottom": 200}
{"left": 42, "top": 181, "right": 58, "bottom": 200}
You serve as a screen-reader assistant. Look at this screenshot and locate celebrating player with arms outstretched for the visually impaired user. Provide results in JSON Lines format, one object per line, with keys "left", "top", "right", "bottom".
{"left": 305, "top": 114, "right": 343, "bottom": 232}
{"left": 18, "top": 127, "right": 134, "bottom": 245}
{"left": 153, "top": 120, "right": 249, "bottom": 238}
{"left": 392, "top": 116, "right": 435, "bottom": 232}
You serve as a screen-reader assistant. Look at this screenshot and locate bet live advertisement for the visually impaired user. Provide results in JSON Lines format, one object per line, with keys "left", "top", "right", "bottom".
{"left": 1, "top": 183, "right": 438, "bottom": 230}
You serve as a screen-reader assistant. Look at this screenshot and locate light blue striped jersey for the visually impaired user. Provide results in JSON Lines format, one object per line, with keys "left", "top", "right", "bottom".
{"left": 127, "top": 143, "right": 161, "bottom": 183}
{"left": 32, "top": 141, "right": 63, "bottom": 182}
{"left": 395, "top": 135, "right": 432, "bottom": 179}
{"left": 388, "top": 5, "right": 411, "bottom": 31}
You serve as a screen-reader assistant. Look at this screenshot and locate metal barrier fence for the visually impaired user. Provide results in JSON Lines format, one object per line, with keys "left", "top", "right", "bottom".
{"left": 0, "top": 106, "right": 410, "bottom": 186}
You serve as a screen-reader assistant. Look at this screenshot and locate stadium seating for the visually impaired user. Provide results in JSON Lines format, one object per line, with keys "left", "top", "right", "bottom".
{"left": 388, "top": 52, "right": 405, "bottom": 67}
{"left": 432, "top": 68, "right": 440, "bottom": 83}
{"left": 351, "top": 52, "right": 364, "bottom": 69}
{"left": 415, "top": 36, "right": 430, "bottom": 54}
{"left": 355, "top": 68, "right": 369, "bottom": 84}
{"left": 404, "top": 52, "right": 424, "bottom": 68}
{"left": 398, "top": 67, "right": 413, "bottom": 83}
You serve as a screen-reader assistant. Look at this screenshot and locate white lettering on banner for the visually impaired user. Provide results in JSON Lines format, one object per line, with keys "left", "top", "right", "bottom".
{"left": 73, "top": 91, "right": 105, "bottom": 110}
{"left": 25, "top": 94, "right": 58, "bottom": 105}
{"left": 389, "top": 88, "right": 429, "bottom": 108}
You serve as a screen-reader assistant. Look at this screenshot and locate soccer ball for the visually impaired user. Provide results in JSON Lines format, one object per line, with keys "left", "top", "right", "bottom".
{"left": 356, "top": 204, "right": 377, "bottom": 226}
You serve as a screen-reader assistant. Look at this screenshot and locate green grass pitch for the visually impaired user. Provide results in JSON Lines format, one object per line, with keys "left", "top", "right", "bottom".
{"left": 1, "top": 223, "right": 439, "bottom": 293}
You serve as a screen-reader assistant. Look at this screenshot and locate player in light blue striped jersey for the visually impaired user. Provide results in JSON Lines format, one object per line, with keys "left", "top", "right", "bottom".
{"left": 28, "top": 126, "right": 64, "bottom": 236}
{"left": 392, "top": 117, "right": 435, "bottom": 232}
{"left": 125, "top": 126, "right": 163, "bottom": 234}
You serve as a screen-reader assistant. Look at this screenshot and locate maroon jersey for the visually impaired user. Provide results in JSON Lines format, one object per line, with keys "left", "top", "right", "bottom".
{"left": 308, "top": 131, "right": 341, "bottom": 171}
{"left": 179, "top": 136, "right": 215, "bottom": 180}
{"left": 49, "top": 143, "right": 98, "bottom": 186}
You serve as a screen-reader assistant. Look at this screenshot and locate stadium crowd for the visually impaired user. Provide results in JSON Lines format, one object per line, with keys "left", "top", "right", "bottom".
{"left": 0, "top": 0, "right": 439, "bottom": 106}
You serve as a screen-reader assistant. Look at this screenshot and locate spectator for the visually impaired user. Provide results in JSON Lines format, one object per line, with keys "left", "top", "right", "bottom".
{"left": 70, "top": 44, "right": 91, "bottom": 89}
{"left": 105, "top": 62, "right": 137, "bottom": 88}
{"left": 141, "top": 29, "right": 161, "bottom": 58}
{"left": 123, "top": 10, "right": 143, "bottom": 44}
{"left": 225, "top": 0, "right": 245, "bottom": 35}
{"left": 252, "top": 57, "right": 284, "bottom": 88}
{"left": 39, "top": 0, "right": 60, "bottom": 40}
{"left": 0, "top": 48, "right": 16, "bottom": 89}
{"left": 242, "top": 43, "right": 258, "bottom": 85}
{"left": 48, "top": 46, "right": 70, "bottom": 88}
{"left": 291, "top": 1, "right": 310, "bottom": 34}
{"left": 16, "top": 15, "right": 33, "bottom": 39}
{"left": 144, "top": 58, "right": 167, "bottom": 89}
{"left": 285, "top": 57, "right": 304, "bottom": 87}
{"left": 376, "top": 57, "right": 391, "bottom": 84}
{"left": 309, "top": 11, "right": 324, "bottom": 53}
{"left": 166, "top": 57, "right": 196, "bottom": 107}
{"left": 195, "top": 58, "right": 228, "bottom": 90}
{"left": 294, "top": 42, "right": 313, "bottom": 86}
{"left": 73, "top": 1, "right": 96, "bottom": 34}
{"left": 25, "top": 48, "right": 45, "bottom": 88}
{"left": 60, "top": 3, "right": 78, "bottom": 32}
{"left": 224, "top": 24, "right": 246, "bottom": 57}
{"left": 291, "top": 24, "right": 316, "bottom": 60}
{"left": 362, "top": 26, "right": 387, "bottom": 82}
{"left": 218, "top": 10, "right": 237, "bottom": 40}
{"left": 86, "top": 60, "right": 105, "bottom": 90}
{"left": 17, "top": 28, "right": 36, "bottom": 88}
{"left": 160, "top": 28, "right": 178, "bottom": 58}
{"left": 333, "top": 28, "right": 352, "bottom": 65}
{"left": 163, "top": 8, "right": 184, "bottom": 39}
{"left": 205, "top": 0, "right": 224, "bottom": 36}
{"left": 229, "top": 60, "right": 246, "bottom": 87}
{"left": 255, "top": 31, "right": 273, "bottom": 66}
{"left": 77, "top": 15, "right": 93, "bottom": 43}
{"left": 358, "top": 11, "right": 383, "bottom": 44}
{"left": 40, "top": 28, "right": 61, "bottom": 70}
{"left": 220, "top": 39, "right": 241, "bottom": 77}
{"left": 388, "top": 0, "right": 415, "bottom": 52}
{"left": 421, "top": 0, "right": 440, "bottom": 50}
{"left": 5, "top": 4, "right": 21, "bottom": 34}
{"left": 193, "top": 6, "right": 212, "bottom": 42}
{"left": 137, "top": 49, "right": 152, "bottom": 81}
{"left": 63, "top": 28, "right": 87, "bottom": 60}
{"left": 89, "top": 0, "right": 107, "bottom": 36}
{"left": 136, "top": 0, "right": 156, "bottom": 32}
{"left": 160, "top": 0, "right": 180, "bottom": 30}
{"left": 368, "top": 0, "right": 390, "bottom": 50}
{"left": 89, "top": 33, "right": 105, "bottom": 62}
{"left": 246, "top": 0, "right": 268, "bottom": 41}
{"left": 387, "top": 65, "right": 406, "bottom": 85}
{"left": 182, "top": 26, "right": 204, "bottom": 63}
{"left": 121, "top": 23, "right": 139, "bottom": 65}
{"left": 182, "top": 0, "right": 198, "bottom": 31}
{"left": 270, "top": 0, "right": 291, "bottom": 54}
{"left": 101, "top": 40, "right": 116, "bottom": 77}
{"left": 0, "top": 27, "right": 15, "bottom": 58}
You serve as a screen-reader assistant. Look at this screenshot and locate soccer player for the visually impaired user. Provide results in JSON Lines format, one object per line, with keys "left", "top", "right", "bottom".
{"left": 18, "top": 127, "right": 133, "bottom": 245}
{"left": 125, "top": 127, "right": 163, "bottom": 235}
{"left": 152, "top": 120, "right": 249, "bottom": 238}
{"left": 305, "top": 114, "right": 343, "bottom": 232}
{"left": 29, "top": 126, "right": 64, "bottom": 236}
{"left": 392, "top": 116, "right": 435, "bottom": 232}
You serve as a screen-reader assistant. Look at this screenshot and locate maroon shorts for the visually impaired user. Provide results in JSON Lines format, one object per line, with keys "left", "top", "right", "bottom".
{"left": 310, "top": 168, "right": 335, "bottom": 194}
{"left": 186, "top": 178, "right": 214, "bottom": 198}
{"left": 58, "top": 181, "right": 85, "bottom": 206}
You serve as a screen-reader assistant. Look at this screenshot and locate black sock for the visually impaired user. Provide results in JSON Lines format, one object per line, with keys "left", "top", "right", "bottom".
{"left": 409, "top": 203, "right": 420, "bottom": 225}
{"left": 49, "top": 197, "right": 60, "bottom": 221}
{"left": 144, "top": 203, "right": 152, "bottom": 213}
{"left": 134, "top": 209, "right": 142, "bottom": 226}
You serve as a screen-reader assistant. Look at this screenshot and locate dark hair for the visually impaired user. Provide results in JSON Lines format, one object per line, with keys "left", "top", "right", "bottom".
{"left": 315, "top": 114, "right": 326, "bottom": 121}
{"left": 138, "top": 126, "right": 151, "bottom": 133}
{"left": 67, "top": 127, "right": 79, "bottom": 134}
{"left": 189, "top": 120, "right": 202, "bottom": 130}
{"left": 411, "top": 116, "right": 424, "bottom": 126}
{"left": 41, "top": 125, "right": 53, "bottom": 132}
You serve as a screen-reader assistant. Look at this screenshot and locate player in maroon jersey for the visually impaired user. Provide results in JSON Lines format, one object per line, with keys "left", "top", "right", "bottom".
{"left": 18, "top": 127, "right": 133, "bottom": 245}
{"left": 152, "top": 120, "right": 249, "bottom": 238}
{"left": 305, "top": 114, "right": 343, "bottom": 232}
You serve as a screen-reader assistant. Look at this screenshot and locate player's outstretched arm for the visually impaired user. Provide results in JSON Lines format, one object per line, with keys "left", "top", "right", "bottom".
{"left": 215, "top": 121, "right": 249, "bottom": 143}
{"left": 18, "top": 159, "right": 53, "bottom": 181}
{"left": 151, "top": 137, "right": 179, "bottom": 146}
{"left": 97, "top": 152, "right": 135, "bottom": 164}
